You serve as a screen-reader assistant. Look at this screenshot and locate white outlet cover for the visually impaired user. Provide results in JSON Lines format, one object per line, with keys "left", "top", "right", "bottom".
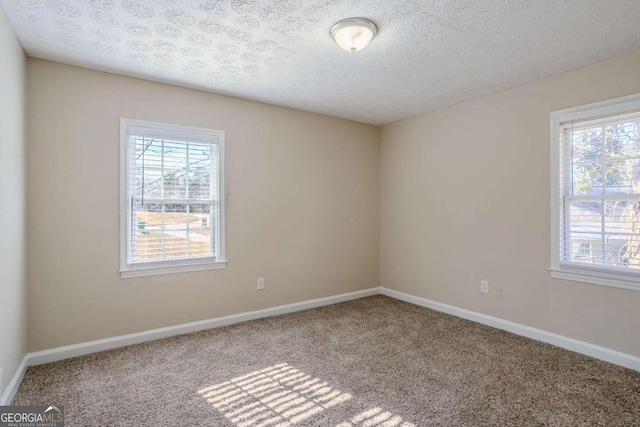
{"left": 480, "top": 280, "right": 489, "bottom": 294}
{"left": 257, "top": 277, "right": 265, "bottom": 290}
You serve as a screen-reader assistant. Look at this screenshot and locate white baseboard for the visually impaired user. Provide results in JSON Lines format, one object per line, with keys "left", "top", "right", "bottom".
{"left": 379, "top": 287, "right": 640, "bottom": 372}
{"left": 1, "top": 287, "right": 377, "bottom": 404}
{"left": 0, "top": 354, "right": 28, "bottom": 405}
{"left": 27, "top": 287, "right": 380, "bottom": 367}
{"left": 4, "top": 285, "right": 638, "bottom": 404}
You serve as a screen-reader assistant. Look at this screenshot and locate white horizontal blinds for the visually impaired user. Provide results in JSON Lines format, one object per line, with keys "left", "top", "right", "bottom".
{"left": 128, "top": 135, "right": 217, "bottom": 264}
{"left": 561, "top": 110, "right": 640, "bottom": 271}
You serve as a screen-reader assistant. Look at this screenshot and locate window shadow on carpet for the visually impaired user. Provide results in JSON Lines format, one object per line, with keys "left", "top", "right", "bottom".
{"left": 197, "top": 363, "right": 414, "bottom": 427}
{"left": 336, "top": 407, "right": 415, "bottom": 427}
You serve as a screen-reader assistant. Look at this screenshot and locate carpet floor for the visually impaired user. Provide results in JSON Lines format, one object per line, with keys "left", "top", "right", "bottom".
{"left": 12, "top": 296, "right": 640, "bottom": 426}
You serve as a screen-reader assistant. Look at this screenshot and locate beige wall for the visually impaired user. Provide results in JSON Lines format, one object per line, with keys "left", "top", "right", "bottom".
{"left": 27, "top": 59, "right": 379, "bottom": 351}
{"left": 25, "top": 47, "right": 640, "bottom": 358}
{"left": 380, "top": 48, "right": 640, "bottom": 357}
{"left": 0, "top": 9, "right": 27, "bottom": 392}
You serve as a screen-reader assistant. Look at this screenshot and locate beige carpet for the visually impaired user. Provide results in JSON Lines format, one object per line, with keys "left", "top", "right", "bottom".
{"left": 13, "top": 296, "right": 640, "bottom": 426}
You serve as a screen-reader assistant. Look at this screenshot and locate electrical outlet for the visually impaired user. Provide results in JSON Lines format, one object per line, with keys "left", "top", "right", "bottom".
{"left": 480, "top": 280, "right": 489, "bottom": 294}
{"left": 494, "top": 284, "right": 502, "bottom": 297}
{"left": 257, "top": 277, "right": 265, "bottom": 290}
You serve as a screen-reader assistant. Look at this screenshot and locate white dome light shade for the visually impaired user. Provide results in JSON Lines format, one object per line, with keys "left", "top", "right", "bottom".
{"left": 331, "top": 18, "right": 378, "bottom": 52}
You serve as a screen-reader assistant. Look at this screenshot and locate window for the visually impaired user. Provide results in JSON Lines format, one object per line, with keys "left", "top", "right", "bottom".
{"left": 551, "top": 93, "right": 640, "bottom": 291}
{"left": 120, "top": 118, "right": 226, "bottom": 278}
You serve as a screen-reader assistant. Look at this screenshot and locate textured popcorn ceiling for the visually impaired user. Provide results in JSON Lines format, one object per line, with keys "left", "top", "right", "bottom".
{"left": 2, "top": 0, "right": 640, "bottom": 125}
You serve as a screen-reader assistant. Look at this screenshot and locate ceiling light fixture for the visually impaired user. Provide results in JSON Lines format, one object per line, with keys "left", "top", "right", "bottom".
{"left": 331, "top": 18, "right": 378, "bottom": 53}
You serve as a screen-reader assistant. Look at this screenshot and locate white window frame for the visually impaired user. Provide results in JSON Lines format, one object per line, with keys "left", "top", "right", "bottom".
{"left": 120, "top": 118, "right": 226, "bottom": 279}
{"left": 550, "top": 93, "right": 640, "bottom": 291}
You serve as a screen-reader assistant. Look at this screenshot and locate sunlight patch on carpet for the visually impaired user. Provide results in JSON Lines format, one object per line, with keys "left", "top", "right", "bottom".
{"left": 336, "top": 407, "right": 415, "bottom": 427}
{"left": 198, "top": 363, "right": 352, "bottom": 426}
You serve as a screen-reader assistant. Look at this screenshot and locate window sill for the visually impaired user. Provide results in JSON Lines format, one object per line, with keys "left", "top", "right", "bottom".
{"left": 549, "top": 267, "right": 640, "bottom": 292}
{"left": 121, "top": 259, "right": 227, "bottom": 279}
